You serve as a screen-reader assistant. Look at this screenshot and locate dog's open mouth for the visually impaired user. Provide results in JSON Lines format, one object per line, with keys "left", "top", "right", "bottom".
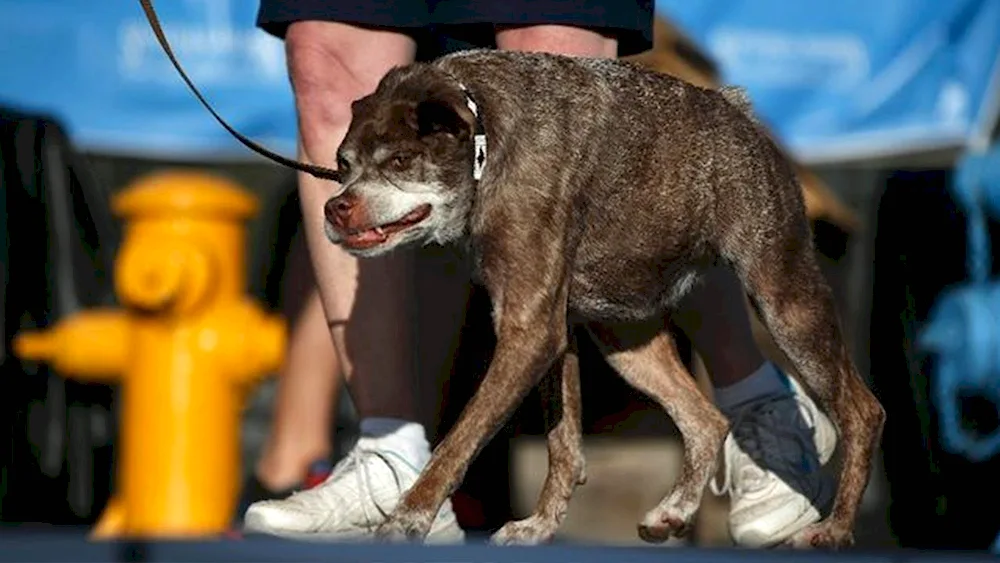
{"left": 341, "top": 204, "right": 432, "bottom": 249}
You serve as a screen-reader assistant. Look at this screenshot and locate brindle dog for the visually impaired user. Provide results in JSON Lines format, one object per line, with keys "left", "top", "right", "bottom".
{"left": 322, "top": 49, "right": 885, "bottom": 549}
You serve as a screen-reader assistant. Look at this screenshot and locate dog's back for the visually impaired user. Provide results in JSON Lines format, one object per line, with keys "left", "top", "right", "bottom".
{"left": 435, "top": 50, "right": 808, "bottom": 321}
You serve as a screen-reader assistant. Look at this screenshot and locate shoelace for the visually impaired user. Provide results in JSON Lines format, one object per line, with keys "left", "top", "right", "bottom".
{"left": 710, "top": 393, "right": 819, "bottom": 498}
{"left": 289, "top": 444, "right": 407, "bottom": 531}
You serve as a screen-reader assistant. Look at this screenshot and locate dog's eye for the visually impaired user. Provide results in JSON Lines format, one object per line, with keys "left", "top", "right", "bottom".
{"left": 389, "top": 153, "right": 415, "bottom": 170}
{"left": 337, "top": 155, "right": 350, "bottom": 175}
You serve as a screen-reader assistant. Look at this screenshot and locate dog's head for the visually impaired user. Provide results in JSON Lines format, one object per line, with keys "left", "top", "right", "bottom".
{"left": 323, "top": 64, "right": 480, "bottom": 257}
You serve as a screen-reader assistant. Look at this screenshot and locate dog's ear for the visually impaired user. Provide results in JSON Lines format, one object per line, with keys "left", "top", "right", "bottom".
{"left": 405, "top": 96, "right": 475, "bottom": 140}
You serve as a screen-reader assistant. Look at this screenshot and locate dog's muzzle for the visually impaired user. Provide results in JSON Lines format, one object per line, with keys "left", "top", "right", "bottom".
{"left": 324, "top": 193, "right": 431, "bottom": 250}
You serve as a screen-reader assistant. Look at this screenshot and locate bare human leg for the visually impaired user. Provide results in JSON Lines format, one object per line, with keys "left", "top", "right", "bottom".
{"left": 243, "top": 22, "right": 464, "bottom": 542}
{"left": 284, "top": 22, "right": 420, "bottom": 421}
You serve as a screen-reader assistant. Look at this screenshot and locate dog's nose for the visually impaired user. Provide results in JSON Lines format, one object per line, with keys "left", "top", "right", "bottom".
{"left": 324, "top": 196, "right": 355, "bottom": 227}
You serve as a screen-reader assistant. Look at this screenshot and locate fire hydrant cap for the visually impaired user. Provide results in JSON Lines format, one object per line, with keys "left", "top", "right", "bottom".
{"left": 112, "top": 171, "right": 259, "bottom": 220}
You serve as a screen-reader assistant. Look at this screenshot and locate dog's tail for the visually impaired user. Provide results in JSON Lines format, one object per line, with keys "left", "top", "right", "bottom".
{"left": 719, "top": 85, "right": 760, "bottom": 125}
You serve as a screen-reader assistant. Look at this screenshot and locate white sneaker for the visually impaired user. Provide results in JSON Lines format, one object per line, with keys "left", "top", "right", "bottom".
{"left": 243, "top": 438, "right": 466, "bottom": 543}
{"left": 712, "top": 376, "right": 838, "bottom": 547}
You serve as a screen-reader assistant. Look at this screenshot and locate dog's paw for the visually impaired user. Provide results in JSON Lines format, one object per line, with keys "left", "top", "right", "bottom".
{"left": 637, "top": 503, "right": 696, "bottom": 543}
{"left": 783, "top": 521, "right": 855, "bottom": 550}
{"left": 374, "top": 511, "right": 433, "bottom": 544}
{"left": 490, "top": 515, "right": 558, "bottom": 546}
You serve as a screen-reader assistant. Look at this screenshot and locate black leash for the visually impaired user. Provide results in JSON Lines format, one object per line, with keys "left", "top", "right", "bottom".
{"left": 137, "top": 0, "right": 342, "bottom": 183}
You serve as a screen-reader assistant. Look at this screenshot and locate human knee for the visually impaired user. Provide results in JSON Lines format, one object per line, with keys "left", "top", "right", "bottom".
{"left": 287, "top": 25, "right": 360, "bottom": 119}
{"left": 495, "top": 24, "right": 618, "bottom": 58}
{"left": 285, "top": 22, "right": 416, "bottom": 148}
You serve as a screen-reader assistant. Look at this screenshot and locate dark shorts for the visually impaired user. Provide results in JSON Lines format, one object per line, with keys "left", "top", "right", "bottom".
{"left": 257, "top": 0, "right": 654, "bottom": 58}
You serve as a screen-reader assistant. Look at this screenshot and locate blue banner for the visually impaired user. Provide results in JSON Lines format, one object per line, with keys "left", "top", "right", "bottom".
{"left": 1, "top": 1, "right": 997, "bottom": 165}
{"left": 0, "top": 0, "right": 298, "bottom": 160}
{"left": 656, "top": 0, "right": 1000, "bottom": 164}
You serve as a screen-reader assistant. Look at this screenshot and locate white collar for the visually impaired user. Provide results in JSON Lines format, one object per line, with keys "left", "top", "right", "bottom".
{"left": 457, "top": 82, "right": 488, "bottom": 181}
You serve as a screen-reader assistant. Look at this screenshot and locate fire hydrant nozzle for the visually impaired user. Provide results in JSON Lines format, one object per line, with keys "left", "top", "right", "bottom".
{"left": 13, "top": 311, "right": 129, "bottom": 380}
{"left": 240, "top": 305, "right": 286, "bottom": 385}
{"left": 14, "top": 331, "right": 53, "bottom": 359}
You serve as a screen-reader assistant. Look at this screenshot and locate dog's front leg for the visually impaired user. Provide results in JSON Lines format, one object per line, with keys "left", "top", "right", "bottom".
{"left": 375, "top": 282, "right": 570, "bottom": 543}
{"left": 491, "top": 332, "right": 585, "bottom": 545}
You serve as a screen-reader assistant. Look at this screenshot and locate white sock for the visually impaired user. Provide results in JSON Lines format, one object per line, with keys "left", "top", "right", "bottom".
{"left": 713, "top": 361, "right": 792, "bottom": 417}
{"left": 359, "top": 417, "right": 432, "bottom": 469}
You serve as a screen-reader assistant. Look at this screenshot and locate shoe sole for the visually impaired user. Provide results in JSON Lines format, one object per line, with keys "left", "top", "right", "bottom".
{"left": 731, "top": 468, "right": 838, "bottom": 548}
{"left": 734, "top": 507, "right": 821, "bottom": 549}
{"left": 242, "top": 512, "right": 466, "bottom": 545}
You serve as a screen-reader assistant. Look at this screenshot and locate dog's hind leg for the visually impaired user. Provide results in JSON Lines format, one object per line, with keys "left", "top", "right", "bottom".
{"left": 725, "top": 216, "right": 885, "bottom": 549}
{"left": 491, "top": 331, "right": 586, "bottom": 545}
{"left": 587, "top": 319, "right": 729, "bottom": 543}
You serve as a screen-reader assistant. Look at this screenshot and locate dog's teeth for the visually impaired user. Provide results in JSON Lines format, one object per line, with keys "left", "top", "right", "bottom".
{"left": 374, "top": 227, "right": 386, "bottom": 236}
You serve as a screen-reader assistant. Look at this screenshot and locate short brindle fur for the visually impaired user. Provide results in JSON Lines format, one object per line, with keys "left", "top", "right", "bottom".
{"left": 323, "top": 49, "right": 885, "bottom": 549}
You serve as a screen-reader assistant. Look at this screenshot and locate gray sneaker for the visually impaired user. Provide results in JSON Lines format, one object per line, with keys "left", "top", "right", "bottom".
{"left": 711, "top": 376, "right": 838, "bottom": 547}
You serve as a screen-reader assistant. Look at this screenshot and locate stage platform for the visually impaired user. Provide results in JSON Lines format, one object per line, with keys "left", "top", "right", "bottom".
{"left": 0, "top": 532, "right": 996, "bottom": 563}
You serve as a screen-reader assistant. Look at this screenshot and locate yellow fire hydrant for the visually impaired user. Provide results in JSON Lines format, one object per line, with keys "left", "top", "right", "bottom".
{"left": 13, "top": 170, "right": 286, "bottom": 539}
